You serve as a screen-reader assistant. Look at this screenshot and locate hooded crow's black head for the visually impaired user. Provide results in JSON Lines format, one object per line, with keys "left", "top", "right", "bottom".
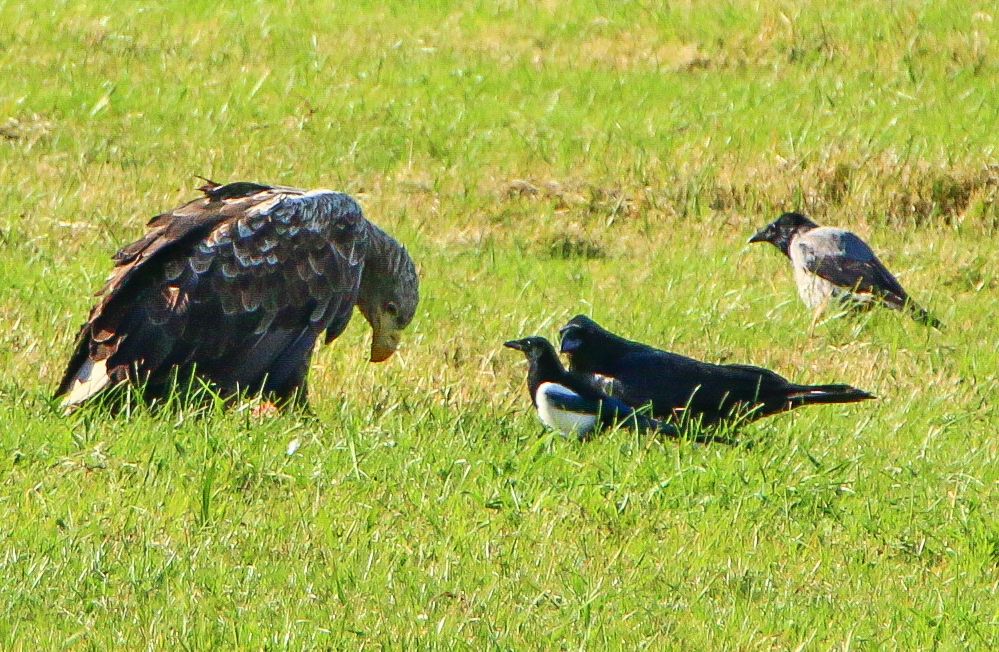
{"left": 748, "top": 212, "right": 819, "bottom": 257}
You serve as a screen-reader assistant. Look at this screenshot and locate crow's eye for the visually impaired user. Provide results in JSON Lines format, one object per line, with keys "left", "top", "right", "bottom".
{"left": 385, "top": 301, "right": 399, "bottom": 317}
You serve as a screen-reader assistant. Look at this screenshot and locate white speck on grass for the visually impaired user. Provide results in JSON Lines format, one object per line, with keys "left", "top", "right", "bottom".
{"left": 286, "top": 438, "right": 301, "bottom": 456}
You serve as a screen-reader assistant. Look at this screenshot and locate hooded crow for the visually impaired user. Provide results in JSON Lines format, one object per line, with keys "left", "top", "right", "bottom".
{"left": 749, "top": 212, "right": 941, "bottom": 328}
{"left": 559, "top": 316, "right": 875, "bottom": 428}
{"left": 504, "top": 336, "right": 680, "bottom": 440}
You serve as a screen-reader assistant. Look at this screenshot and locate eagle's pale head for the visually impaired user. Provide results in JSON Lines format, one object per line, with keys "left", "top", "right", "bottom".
{"left": 357, "top": 230, "right": 419, "bottom": 362}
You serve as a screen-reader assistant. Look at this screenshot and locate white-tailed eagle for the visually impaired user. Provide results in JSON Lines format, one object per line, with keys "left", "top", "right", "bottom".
{"left": 55, "top": 180, "right": 419, "bottom": 411}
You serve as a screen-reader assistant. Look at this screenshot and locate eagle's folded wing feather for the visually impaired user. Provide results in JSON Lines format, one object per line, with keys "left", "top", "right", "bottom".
{"left": 57, "top": 183, "right": 369, "bottom": 409}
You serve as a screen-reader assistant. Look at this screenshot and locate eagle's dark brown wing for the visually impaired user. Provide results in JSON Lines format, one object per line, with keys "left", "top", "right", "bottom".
{"left": 56, "top": 181, "right": 370, "bottom": 409}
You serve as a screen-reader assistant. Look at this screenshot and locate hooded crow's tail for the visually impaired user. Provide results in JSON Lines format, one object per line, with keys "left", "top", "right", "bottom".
{"left": 883, "top": 294, "right": 943, "bottom": 329}
{"left": 785, "top": 384, "right": 875, "bottom": 407}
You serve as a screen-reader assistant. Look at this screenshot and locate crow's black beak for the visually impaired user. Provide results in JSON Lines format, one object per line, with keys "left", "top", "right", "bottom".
{"left": 748, "top": 228, "right": 768, "bottom": 244}
{"left": 504, "top": 339, "right": 527, "bottom": 352}
{"left": 559, "top": 337, "right": 581, "bottom": 354}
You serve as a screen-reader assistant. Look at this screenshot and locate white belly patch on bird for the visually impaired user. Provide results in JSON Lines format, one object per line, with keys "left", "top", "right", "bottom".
{"left": 793, "top": 266, "right": 836, "bottom": 309}
{"left": 535, "top": 382, "right": 597, "bottom": 436}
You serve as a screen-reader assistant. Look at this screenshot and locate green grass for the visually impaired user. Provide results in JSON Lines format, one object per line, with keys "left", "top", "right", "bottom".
{"left": 1, "top": 0, "right": 997, "bottom": 648}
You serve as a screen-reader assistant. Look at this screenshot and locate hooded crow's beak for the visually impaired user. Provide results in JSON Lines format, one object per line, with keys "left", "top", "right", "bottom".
{"left": 747, "top": 229, "right": 768, "bottom": 244}
{"left": 504, "top": 339, "right": 527, "bottom": 352}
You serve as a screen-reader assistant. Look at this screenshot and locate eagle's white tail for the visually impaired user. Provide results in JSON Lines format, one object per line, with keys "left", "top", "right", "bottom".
{"left": 59, "top": 358, "right": 112, "bottom": 413}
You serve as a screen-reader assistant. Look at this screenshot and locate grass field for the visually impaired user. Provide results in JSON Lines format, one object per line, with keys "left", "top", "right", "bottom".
{"left": 1, "top": 0, "right": 997, "bottom": 648}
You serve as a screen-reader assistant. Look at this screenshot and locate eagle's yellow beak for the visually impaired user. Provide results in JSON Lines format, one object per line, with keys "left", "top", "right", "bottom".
{"left": 369, "top": 328, "right": 401, "bottom": 362}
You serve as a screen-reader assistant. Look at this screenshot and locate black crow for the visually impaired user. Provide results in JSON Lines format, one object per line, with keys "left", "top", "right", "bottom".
{"left": 749, "top": 212, "right": 941, "bottom": 328}
{"left": 504, "top": 336, "right": 680, "bottom": 440}
{"left": 558, "top": 316, "right": 875, "bottom": 428}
